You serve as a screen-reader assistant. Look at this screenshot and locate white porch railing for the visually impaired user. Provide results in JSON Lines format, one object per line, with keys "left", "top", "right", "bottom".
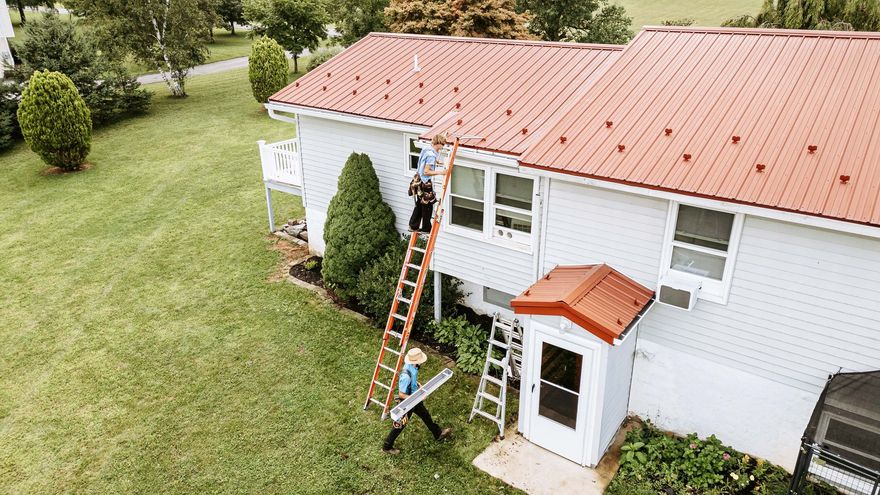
{"left": 258, "top": 138, "right": 302, "bottom": 187}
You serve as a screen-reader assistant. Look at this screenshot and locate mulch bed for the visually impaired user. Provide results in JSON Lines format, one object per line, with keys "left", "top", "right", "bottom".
{"left": 289, "top": 256, "right": 324, "bottom": 287}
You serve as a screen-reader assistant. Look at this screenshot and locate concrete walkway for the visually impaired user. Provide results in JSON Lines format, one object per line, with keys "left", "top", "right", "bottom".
{"left": 472, "top": 428, "right": 629, "bottom": 495}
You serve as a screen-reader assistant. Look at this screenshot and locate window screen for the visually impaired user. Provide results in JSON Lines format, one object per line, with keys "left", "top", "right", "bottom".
{"left": 450, "top": 167, "right": 485, "bottom": 231}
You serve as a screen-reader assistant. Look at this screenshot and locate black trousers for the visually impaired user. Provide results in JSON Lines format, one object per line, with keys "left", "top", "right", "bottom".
{"left": 408, "top": 198, "right": 434, "bottom": 232}
{"left": 383, "top": 402, "right": 442, "bottom": 450}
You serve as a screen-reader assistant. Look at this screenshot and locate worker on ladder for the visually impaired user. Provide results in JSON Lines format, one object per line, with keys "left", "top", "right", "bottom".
{"left": 408, "top": 134, "right": 448, "bottom": 234}
{"left": 382, "top": 348, "right": 452, "bottom": 455}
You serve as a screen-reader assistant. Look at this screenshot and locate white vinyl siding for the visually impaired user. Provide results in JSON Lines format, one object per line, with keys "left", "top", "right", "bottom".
{"left": 297, "top": 115, "right": 536, "bottom": 296}
{"left": 541, "top": 179, "right": 880, "bottom": 394}
{"left": 599, "top": 326, "right": 638, "bottom": 454}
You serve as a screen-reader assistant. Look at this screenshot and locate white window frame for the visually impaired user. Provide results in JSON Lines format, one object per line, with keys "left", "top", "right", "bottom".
{"left": 443, "top": 159, "right": 539, "bottom": 253}
{"left": 658, "top": 202, "right": 744, "bottom": 305}
{"left": 403, "top": 134, "right": 421, "bottom": 176}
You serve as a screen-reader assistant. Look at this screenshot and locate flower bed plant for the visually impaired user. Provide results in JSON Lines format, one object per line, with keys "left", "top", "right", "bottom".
{"left": 607, "top": 422, "right": 837, "bottom": 495}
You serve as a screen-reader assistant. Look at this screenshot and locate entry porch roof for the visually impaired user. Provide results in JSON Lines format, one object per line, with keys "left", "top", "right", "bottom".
{"left": 511, "top": 265, "right": 654, "bottom": 345}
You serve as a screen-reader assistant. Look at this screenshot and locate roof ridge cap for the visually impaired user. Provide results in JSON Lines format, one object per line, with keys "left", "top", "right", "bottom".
{"left": 366, "top": 32, "right": 624, "bottom": 50}
{"left": 641, "top": 25, "right": 880, "bottom": 39}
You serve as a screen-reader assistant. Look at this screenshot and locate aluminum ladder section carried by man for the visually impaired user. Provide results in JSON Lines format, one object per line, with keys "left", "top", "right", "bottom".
{"left": 468, "top": 313, "right": 523, "bottom": 437}
{"left": 389, "top": 368, "right": 454, "bottom": 422}
{"left": 363, "top": 136, "right": 469, "bottom": 419}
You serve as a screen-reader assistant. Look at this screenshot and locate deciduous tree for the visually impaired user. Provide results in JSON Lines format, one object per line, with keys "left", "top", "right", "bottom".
{"left": 67, "top": 0, "right": 216, "bottom": 97}
{"left": 332, "top": 0, "right": 388, "bottom": 46}
{"left": 214, "top": 0, "right": 246, "bottom": 34}
{"left": 517, "top": 0, "right": 632, "bottom": 44}
{"left": 248, "top": 36, "right": 288, "bottom": 104}
{"left": 384, "top": 0, "right": 454, "bottom": 35}
{"left": 243, "top": 0, "right": 327, "bottom": 72}
{"left": 449, "top": 0, "right": 533, "bottom": 39}
{"left": 17, "top": 70, "right": 92, "bottom": 170}
{"left": 723, "top": 0, "right": 880, "bottom": 30}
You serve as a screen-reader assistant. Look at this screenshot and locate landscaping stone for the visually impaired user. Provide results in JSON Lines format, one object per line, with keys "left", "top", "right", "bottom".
{"left": 299, "top": 231, "right": 308, "bottom": 242}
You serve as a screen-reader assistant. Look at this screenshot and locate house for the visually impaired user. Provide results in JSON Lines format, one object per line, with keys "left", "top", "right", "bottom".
{"left": 258, "top": 28, "right": 880, "bottom": 472}
{"left": 0, "top": 0, "right": 15, "bottom": 78}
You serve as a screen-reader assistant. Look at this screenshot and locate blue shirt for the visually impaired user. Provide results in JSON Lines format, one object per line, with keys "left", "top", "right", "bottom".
{"left": 398, "top": 364, "right": 419, "bottom": 395}
{"left": 417, "top": 148, "right": 437, "bottom": 183}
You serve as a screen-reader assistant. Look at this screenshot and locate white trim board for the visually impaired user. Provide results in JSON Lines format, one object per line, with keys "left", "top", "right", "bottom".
{"left": 520, "top": 167, "right": 880, "bottom": 240}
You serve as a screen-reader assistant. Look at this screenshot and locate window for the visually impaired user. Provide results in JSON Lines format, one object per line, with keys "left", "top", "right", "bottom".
{"left": 449, "top": 166, "right": 485, "bottom": 231}
{"left": 493, "top": 173, "right": 533, "bottom": 243}
{"left": 483, "top": 287, "right": 516, "bottom": 309}
{"left": 405, "top": 135, "right": 421, "bottom": 173}
{"left": 538, "top": 342, "right": 582, "bottom": 429}
{"left": 662, "top": 203, "right": 742, "bottom": 303}
{"left": 446, "top": 165, "right": 536, "bottom": 249}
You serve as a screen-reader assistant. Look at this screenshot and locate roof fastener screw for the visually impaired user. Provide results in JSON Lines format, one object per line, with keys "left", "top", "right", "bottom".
{"left": 560, "top": 136, "right": 567, "bottom": 144}
{"left": 605, "top": 120, "right": 613, "bottom": 128}
{"left": 455, "top": 103, "right": 461, "bottom": 109}
{"left": 683, "top": 153, "right": 692, "bottom": 161}
{"left": 419, "top": 98, "right": 423, "bottom": 104}
{"left": 756, "top": 163, "right": 766, "bottom": 172}
{"left": 524, "top": 289, "right": 531, "bottom": 296}
{"left": 295, "top": 82, "right": 299, "bottom": 87}
{"left": 322, "top": 86, "right": 327, "bottom": 91}
{"left": 808, "top": 145, "right": 818, "bottom": 153}
{"left": 384, "top": 94, "right": 389, "bottom": 99}
{"left": 419, "top": 82, "right": 423, "bottom": 88}
{"left": 506, "top": 109, "right": 512, "bottom": 116}
{"left": 453, "top": 86, "right": 459, "bottom": 92}
{"left": 840, "top": 174, "right": 850, "bottom": 184}
{"left": 355, "top": 75, "right": 360, "bottom": 81}
{"left": 732, "top": 136, "right": 741, "bottom": 143}
{"left": 352, "top": 90, "right": 357, "bottom": 95}
{"left": 386, "top": 79, "right": 391, "bottom": 84}
{"left": 617, "top": 318, "right": 622, "bottom": 325}
{"left": 326, "top": 72, "right": 331, "bottom": 77}
{"left": 521, "top": 128, "right": 528, "bottom": 134}
{"left": 457, "top": 119, "right": 462, "bottom": 125}
{"left": 664, "top": 128, "right": 672, "bottom": 136}
{"left": 618, "top": 144, "right": 625, "bottom": 152}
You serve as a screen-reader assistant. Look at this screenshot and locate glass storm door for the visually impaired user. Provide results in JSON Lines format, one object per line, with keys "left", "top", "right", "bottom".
{"left": 529, "top": 331, "right": 591, "bottom": 463}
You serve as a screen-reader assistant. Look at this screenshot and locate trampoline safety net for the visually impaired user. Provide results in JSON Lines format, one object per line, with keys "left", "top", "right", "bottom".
{"left": 790, "top": 370, "right": 880, "bottom": 495}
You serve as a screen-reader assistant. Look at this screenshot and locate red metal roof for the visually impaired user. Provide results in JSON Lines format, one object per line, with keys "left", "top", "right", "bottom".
{"left": 520, "top": 26, "right": 880, "bottom": 228}
{"left": 270, "top": 33, "right": 622, "bottom": 155}
{"left": 510, "top": 265, "right": 654, "bottom": 345}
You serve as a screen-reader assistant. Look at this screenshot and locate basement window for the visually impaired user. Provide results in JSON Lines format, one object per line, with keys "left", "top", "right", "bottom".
{"left": 661, "top": 203, "right": 743, "bottom": 304}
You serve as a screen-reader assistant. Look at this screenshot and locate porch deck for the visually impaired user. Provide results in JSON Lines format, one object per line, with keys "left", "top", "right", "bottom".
{"left": 258, "top": 138, "right": 303, "bottom": 232}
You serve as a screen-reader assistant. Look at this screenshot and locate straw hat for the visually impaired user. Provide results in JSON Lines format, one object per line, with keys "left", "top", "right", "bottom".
{"left": 404, "top": 348, "right": 428, "bottom": 365}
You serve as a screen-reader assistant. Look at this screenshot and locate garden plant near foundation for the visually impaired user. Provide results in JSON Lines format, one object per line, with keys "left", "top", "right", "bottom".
{"left": 607, "top": 422, "right": 837, "bottom": 495}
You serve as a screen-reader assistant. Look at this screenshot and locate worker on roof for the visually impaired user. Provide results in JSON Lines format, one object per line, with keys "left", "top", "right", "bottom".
{"left": 408, "top": 134, "right": 448, "bottom": 233}
{"left": 382, "top": 348, "right": 452, "bottom": 455}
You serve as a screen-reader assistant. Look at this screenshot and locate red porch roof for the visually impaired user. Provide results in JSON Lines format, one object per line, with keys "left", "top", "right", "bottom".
{"left": 520, "top": 26, "right": 880, "bottom": 228}
{"left": 510, "top": 265, "right": 654, "bottom": 345}
{"left": 269, "top": 33, "right": 622, "bottom": 155}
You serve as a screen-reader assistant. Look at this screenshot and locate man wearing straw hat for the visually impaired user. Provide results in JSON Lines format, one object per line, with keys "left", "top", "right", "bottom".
{"left": 382, "top": 348, "right": 452, "bottom": 455}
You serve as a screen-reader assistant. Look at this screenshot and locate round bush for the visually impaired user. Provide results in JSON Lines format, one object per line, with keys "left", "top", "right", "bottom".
{"left": 249, "top": 36, "right": 289, "bottom": 104}
{"left": 306, "top": 46, "right": 343, "bottom": 72}
{"left": 354, "top": 239, "right": 464, "bottom": 334}
{"left": 17, "top": 70, "right": 91, "bottom": 170}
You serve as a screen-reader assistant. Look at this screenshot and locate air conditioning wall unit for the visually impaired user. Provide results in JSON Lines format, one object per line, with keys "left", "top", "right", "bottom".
{"left": 657, "top": 274, "right": 702, "bottom": 311}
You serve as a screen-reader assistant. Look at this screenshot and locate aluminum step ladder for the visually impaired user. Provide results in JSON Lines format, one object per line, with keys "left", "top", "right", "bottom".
{"left": 363, "top": 136, "right": 477, "bottom": 419}
{"left": 468, "top": 313, "right": 523, "bottom": 438}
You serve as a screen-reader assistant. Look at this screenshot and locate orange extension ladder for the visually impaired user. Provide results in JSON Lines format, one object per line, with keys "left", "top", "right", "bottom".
{"left": 363, "top": 136, "right": 466, "bottom": 419}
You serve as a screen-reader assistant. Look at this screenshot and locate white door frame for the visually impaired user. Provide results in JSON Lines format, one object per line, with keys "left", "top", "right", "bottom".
{"left": 523, "top": 318, "right": 605, "bottom": 466}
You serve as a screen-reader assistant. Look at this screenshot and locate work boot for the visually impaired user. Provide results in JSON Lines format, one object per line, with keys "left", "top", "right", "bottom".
{"left": 382, "top": 447, "right": 400, "bottom": 455}
{"left": 437, "top": 427, "right": 452, "bottom": 441}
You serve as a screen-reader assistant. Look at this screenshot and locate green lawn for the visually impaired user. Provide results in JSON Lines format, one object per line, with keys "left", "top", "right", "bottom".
{"left": 0, "top": 68, "right": 516, "bottom": 493}
{"left": 617, "top": 0, "right": 762, "bottom": 30}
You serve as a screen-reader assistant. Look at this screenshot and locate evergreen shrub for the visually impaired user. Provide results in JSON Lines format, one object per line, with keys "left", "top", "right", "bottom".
{"left": 322, "top": 152, "right": 397, "bottom": 298}
{"left": 249, "top": 36, "right": 289, "bottom": 104}
{"left": 17, "top": 70, "right": 92, "bottom": 170}
{"left": 306, "top": 46, "right": 342, "bottom": 72}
